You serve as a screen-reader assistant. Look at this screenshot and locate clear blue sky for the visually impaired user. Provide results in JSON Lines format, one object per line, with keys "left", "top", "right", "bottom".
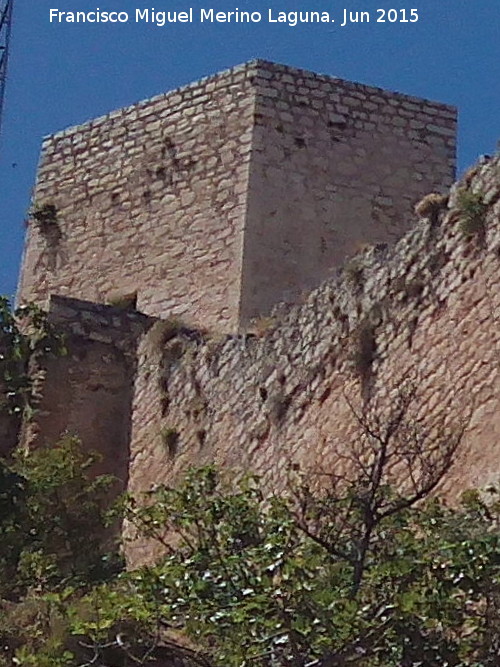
{"left": 1, "top": 0, "right": 499, "bottom": 298}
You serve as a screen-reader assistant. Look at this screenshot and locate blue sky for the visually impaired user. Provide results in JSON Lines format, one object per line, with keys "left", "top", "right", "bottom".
{"left": 1, "top": 0, "right": 499, "bottom": 298}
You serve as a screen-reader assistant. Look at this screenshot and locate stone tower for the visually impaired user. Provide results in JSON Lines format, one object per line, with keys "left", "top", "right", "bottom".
{"left": 18, "top": 60, "right": 456, "bottom": 330}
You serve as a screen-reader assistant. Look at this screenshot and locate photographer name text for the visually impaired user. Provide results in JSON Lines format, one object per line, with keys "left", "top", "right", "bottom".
{"left": 48, "top": 7, "right": 420, "bottom": 28}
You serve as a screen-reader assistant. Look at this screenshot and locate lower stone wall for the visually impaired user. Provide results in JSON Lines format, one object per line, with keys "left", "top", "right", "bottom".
{"left": 127, "top": 155, "right": 500, "bottom": 566}
{"left": 23, "top": 296, "right": 153, "bottom": 487}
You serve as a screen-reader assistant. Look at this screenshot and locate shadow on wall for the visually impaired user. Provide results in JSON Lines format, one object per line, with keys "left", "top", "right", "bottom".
{"left": 28, "top": 337, "right": 137, "bottom": 491}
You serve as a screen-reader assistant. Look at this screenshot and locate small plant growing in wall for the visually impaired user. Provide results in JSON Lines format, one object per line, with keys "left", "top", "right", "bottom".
{"left": 250, "top": 316, "right": 276, "bottom": 338}
{"left": 146, "top": 318, "right": 185, "bottom": 357}
{"left": 30, "top": 203, "right": 62, "bottom": 259}
{"left": 344, "top": 257, "right": 364, "bottom": 288}
{"left": 30, "top": 202, "right": 60, "bottom": 237}
{"left": 414, "top": 192, "right": 449, "bottom": 224}
{"left": 267, "top": 390, "right": 291, "bottom": 426}
{"left": 196, "top": 429, "right": 206, "bottom": 448}
{"left": 160, "top": 426, "right": 180, "bottom": 458}
{"left": 456, "top": 189, "right": 488, "bottom": 239}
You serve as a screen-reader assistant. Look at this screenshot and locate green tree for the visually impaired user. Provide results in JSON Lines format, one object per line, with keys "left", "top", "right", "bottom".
{"left": 114, "top": 467, "right": 500, "bottom": 667}
{"left": 0, "top": 438, "right": 123, "bottom": 665}
{"left": 3, "top": 452, "right": 500, "bottom": 666}
{"left": 0, "top": 296, "right": 63, "bottom": 421}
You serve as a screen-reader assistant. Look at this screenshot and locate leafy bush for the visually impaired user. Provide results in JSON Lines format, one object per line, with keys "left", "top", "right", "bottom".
{"left": 0, "top": 297, "right": 65, "bottom": 420}
{"left": 457, "top": 189, "right": 488, "bottom": 238}
{"left": 98, "top": 468, "right": 500, "bottom": 667}
{"left": 0, "top": 438, "right": 120, "bottom": 600}
{"left": 3, "top": 450, "right": 500, "bottom": 665}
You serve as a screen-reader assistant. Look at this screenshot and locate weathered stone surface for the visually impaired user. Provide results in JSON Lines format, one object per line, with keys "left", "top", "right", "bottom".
{"left": 19, "top": 295, "right": 154, "bottom": 487}
{"left": 125, "top": 155, "right": 500, "bottom": 566}
{"left": 18, "top": 60, "right": 456, "bottom": 331}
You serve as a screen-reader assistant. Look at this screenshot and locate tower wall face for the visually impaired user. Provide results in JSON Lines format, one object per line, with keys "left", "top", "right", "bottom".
{"left": 19, "top": 61, "right": 456, "bottom": 330}
{"left": 18, "top": 64, "right": 257, "bottom": 330}
{"left": 239, "top": 62, "right": 456, "bottom": 322}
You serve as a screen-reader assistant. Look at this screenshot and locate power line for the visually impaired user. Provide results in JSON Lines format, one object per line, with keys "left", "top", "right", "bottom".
{"left": 0, "top": 0, "right": 13, "bottom": 142}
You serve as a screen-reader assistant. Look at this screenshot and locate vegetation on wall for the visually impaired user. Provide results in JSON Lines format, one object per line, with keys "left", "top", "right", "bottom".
{"left": 107, "top": 292, "right": 138, "bottom": 310}
{"left": 414, "top": 192, "right": 449, "bottom": 225}
{"left": 456, "top": 189, "right": 488, "bottom": 239}
{"left": 344, "top": 256, "right": 365, "bottom": 288}
{"left": 160, "top": 425, "right": 180, "bottom": 457}
{"left": 0, "top": 297, "right": 64, "bottom": 421}
{"left": 30, "top": 203, "right": 62, "bottom": 246}
{"left": 351, "top": 317, "right": 377, "bottom": 385}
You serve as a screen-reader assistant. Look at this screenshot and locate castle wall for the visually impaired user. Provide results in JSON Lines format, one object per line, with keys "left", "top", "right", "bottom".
{"left": 127, "top": 156, "right": 500, "bottom": 566}
{"left": 239, "top": 62, "right": 456, "bottom": 321}
{"left": 18, "top": 64, "right": 256, "bottom": 331}
{"left": 22, "top": 296, "right": 152, "bottom": 487}
{"left": 19, "top": 61, "right": 456, "bottom": 331}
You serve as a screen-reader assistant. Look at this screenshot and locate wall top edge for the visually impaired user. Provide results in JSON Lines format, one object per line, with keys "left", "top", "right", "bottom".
{"left": 41, "top": 59, "right": 456, "bottom": 147}
{"left": 251, "top": 59, "right": 457, "bottom": 114}
{"left": 41, "top": 60, "right": 261, "bottom": 144}
{"left": 48, "top": 294, "right": 154, "bottom": 328}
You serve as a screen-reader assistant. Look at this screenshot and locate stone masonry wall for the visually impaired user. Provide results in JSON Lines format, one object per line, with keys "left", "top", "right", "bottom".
{"left": 127, "top": 156, "right": 500, "bottom": 566}
{"left": 18, "top": 64, "right": 256, "bottom": 330}
{"left": 18, "top": 61, "right": 456, "bottom": 331}
{"left": 22, "top": 295, "right": 153, "bottom": 488}
{"left": 240, "top": 61, "right": 456, "bottom": 321}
